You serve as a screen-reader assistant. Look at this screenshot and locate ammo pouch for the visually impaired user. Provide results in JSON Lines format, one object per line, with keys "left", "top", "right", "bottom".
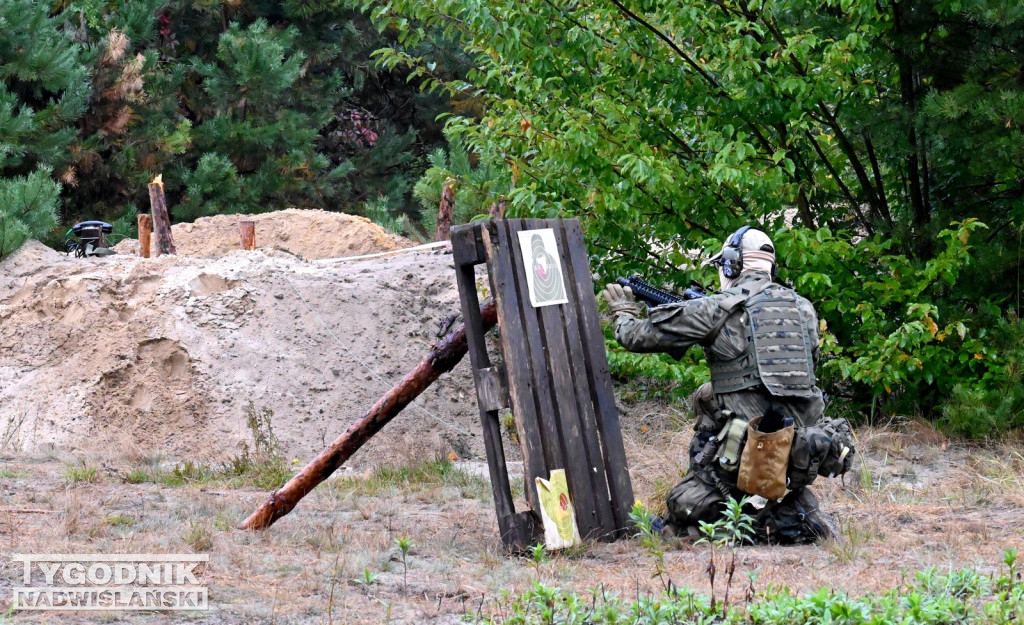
{"left": 713, "top": 414, "right": 748, "bottom": 472}
{"left": 786, "top": 417, "right": 856, "bottom": 490}
{"left": 737, "top": 415, "right": 794, "bottom": 500}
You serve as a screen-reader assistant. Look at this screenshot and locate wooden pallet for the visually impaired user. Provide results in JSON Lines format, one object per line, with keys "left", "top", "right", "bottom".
{"left": 452, "top": 218, "right": 634, "bottom": 551}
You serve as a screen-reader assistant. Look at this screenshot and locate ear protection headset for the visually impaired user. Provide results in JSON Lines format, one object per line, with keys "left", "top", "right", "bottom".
{"left": 718, "top": 225, "right": 752, "bottom": 280}
{"left": 717, "top": 225, "right": 778, "bottom": 280}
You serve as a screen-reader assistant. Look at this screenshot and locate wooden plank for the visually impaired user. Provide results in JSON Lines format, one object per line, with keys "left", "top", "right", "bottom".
{"left": 481, "top": 222, "right": 549, "bottom": 517}
{"left": 521, "top": 217, "right": 602, "bottom": 537}
{"left": 545, "top": 219, "right": 618, "bottom": 538}
{"left": 559, "top": 220, "right": 635, "bottom": 535}
{"left": 451, "top": 224, "right": 484, "bottom": 267}
{"left": 475, "top": 366, "right": 508, "bottom": 412}
{"left": 452, "top": 224, "right": 533, "bottom": 551}
{"left": 494, "top": 220, "right": 565, "bottom": 477}
{"left": 506, "top": 219, "right": 601, "bottom": 539}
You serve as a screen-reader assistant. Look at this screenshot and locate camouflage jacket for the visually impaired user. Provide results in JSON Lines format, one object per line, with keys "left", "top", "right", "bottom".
{"left": 613, "top": 271, "right": 826, "bottom": 428}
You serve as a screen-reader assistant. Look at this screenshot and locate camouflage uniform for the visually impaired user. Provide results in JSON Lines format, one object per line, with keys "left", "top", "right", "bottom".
{"left": 613, "top": 270, "right": 834, "bottom": 542}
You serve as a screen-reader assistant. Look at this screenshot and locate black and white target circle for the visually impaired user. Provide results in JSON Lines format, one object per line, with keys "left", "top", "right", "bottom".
{"left": 529, "top": 233, "right": 566, "bottom": 304}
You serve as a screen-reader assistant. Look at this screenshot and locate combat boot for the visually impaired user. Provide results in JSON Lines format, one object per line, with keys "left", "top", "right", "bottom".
{"left": 757, "top": 488, "right": 838, "bottom": 544}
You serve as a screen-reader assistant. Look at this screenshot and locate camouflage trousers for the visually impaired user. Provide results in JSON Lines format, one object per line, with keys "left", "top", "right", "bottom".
{"left": 664, "top": 384, "right": 838, "bottom": 544}
{"left": 664, "top": 464, "right": 836, "bottom": 544}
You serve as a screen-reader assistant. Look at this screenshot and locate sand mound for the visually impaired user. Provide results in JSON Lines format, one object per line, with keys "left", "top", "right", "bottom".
{"left": 114, "top": 208, "right": 413, "bottom": 259}
{"left": 0, "top": 217, "right": 484, "bottom": 465}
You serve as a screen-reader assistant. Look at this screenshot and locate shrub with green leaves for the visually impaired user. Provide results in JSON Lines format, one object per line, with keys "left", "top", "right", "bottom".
{"left": 358, "top": 0, "right": 1024, "bottom": 425}
{"left": 939, "top": 319, "right": 1024, "bottom": 438}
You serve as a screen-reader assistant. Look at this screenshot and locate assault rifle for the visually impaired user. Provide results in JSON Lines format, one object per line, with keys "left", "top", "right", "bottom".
{"left": 615, "top": 274, "right": 707, "bottom": 309}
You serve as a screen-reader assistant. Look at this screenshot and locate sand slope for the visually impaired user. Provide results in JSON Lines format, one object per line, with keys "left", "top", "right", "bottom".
{"left": 0, "top": 211, "right": 480, "bottom": 464}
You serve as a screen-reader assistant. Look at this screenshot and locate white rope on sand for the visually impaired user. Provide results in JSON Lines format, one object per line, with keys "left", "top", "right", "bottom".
{"left": 313, "top": 240, "right": 450, "bottom": 265}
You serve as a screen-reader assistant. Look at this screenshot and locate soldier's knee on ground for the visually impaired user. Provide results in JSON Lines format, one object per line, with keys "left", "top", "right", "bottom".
{"left": 665, "top": 468, "right": 727, "bottom": 532}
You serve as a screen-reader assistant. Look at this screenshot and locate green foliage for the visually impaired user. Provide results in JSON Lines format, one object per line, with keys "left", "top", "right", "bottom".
{"left": 8, "top": 1, "right": 456, "bottom": 234}
{"left": 128, "top": 403, "right": 292, "bottom": 490}
{"left": 629, "top": 501, "right": 671, "bottom": 591}
{"left": 0, "top": 0, "right": 90, "bottom": 170}
{"left": 606, "top": 336, "right": 708, "bottom": 402}
{"left": 777, "top": 220, "right": 1001, "bottom": 417}
{"left": 352, "top": 567, "right": 378, "bottom": 590}
{"left": 473, "top": 554, "right": 1024, "bottom": 624}
{"left": 939, "top": 319, "right": 1024, "bottom": 438}
{"left": 360, "top": 0, "right": 1024, "bottom": 422}
{"left": 177, "top": 19, "right": 338, "bottom": 218}
{"left": 330, "top": 455, "right": 491, "bottom": 500}
{"left": 363, "top": 193, "right": 427, "bottom": 240}
{"left": 413, "top": 130, "right": 512, "bottom": 232}
{"left": 63, "top": 459, "right": 99, "bottom": 484}
{"left": 394, "top": 535, "right": 414, "bottom": 593}
{"left": 221, "top": 403, "right": 291, "bottom": 490}
{"left": 0, "top": 0, "right": 90, "bottom": 257}
{"left": 0, "top": 171, "right": 60, "bottom": 258}
{"left": 182, "top": 520, "right": 213, "bottom": 552}
{"left": 696, "top": 497, "right": 755, "bottom": 548}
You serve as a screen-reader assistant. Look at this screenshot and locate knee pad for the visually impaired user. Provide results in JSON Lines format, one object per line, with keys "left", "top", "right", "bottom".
{"left": 666, "top": 470, "right": 726, "bottom": 528}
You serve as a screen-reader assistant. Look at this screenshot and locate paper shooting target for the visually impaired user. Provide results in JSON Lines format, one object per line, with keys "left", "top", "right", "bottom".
{"left": 517, "top": 229, "right": 569, "bottom": 307}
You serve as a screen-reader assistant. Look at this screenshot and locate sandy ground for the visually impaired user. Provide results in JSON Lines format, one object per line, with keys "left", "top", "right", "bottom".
{"left": 0, "top": 419, "right": 1021, "bottom": 624}
{"left": 1, "top": 210, "right": 1022, "bottom": 623}
{"left": 113, "top": 209, "right": 412, "bottom": 259}
{"left": 1, "top": 214, "right": 481, "bottom": 466}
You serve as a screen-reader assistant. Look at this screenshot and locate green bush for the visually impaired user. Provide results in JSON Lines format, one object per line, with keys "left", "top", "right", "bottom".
{"left": 939, "top": 319, "right": 1024, "bottom": 438}
{"left": 775, "top": 220, "right": 999, "bottom": 419}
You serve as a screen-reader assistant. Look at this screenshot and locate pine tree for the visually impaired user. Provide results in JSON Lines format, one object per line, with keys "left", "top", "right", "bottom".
{"left": 0, "top": 0, "right": 91, "bottom": 257}
{"left": 173, "top": 18, "right": 350, "bottom": 219}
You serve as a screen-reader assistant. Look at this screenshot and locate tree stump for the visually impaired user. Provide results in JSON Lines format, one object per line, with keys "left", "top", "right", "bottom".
{"left": 435, "top": 179, "right": 455, "bottom": 241}
{"left": 148, "top": 175, "right": 176, "bottom": 256}
{"left": 239, "top": 221, "right": 256, "bottom": 250}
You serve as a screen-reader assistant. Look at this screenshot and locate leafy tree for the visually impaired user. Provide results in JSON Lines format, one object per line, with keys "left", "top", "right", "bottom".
{"left": 361, "top": 0, "right": 1024, "bottom": 421}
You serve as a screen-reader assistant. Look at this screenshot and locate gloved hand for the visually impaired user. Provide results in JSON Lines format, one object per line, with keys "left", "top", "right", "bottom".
{"left": 601, "top": 283, "right": 640, "bottom": 316}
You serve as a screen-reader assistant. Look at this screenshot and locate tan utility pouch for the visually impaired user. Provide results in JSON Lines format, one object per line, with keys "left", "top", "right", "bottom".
{"left": 737, "top": 415, "right": 795, "bottom": 500}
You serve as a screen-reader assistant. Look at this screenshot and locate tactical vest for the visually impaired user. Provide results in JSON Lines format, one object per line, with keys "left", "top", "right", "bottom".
{"left": 706, "top": 282, "right": 817, "bottom": 398}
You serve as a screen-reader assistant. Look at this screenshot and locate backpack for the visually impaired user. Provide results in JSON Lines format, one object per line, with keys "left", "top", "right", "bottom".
{"left": 787, "top": 417, "right": 856, "bottom": 490}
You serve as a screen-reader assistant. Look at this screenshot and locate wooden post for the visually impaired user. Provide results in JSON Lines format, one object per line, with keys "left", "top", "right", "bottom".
{"left": 148, "top": 174, "right": 176, "bottom": 256}
{"left": 137, "top": 213, "right": 152, "bottom": 258}
{"left": 239, "top": 221, "right": 256, "bottom": 250}
{"left": 239, "top": 299, "right": 498, "bottom": 531}
{"left": 489, "top": 195, "right": 507, "bottom": 220}
{"left": 434, "top": 179, "right": 455, "bottom": 242}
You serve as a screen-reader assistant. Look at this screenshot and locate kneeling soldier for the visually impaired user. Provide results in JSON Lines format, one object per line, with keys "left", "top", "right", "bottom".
{"left": 604, "top": 226, "right": 850, "bottom": 543}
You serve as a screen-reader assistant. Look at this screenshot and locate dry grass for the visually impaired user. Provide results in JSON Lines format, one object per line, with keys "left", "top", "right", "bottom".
{"left": 0, "top": 422, "right": 1022, "bottom": 624}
